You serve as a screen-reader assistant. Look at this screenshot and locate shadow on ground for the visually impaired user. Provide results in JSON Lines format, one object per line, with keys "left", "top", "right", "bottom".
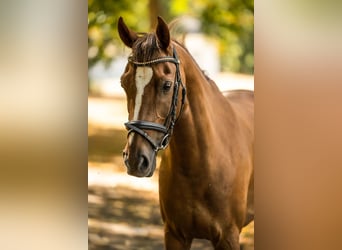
{"left": 88, "top": 182, "right": 253, "bottom": 250}
{"left": 89, "top": 184, "right": 223, "bottom": 250}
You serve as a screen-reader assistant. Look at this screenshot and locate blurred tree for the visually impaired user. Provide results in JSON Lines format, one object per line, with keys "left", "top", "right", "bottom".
{"left": 169, "top": 0, "right": 254, "bottom": 73}
{"left": 88, "top": 0, "right": 150, "bottom": 68}
{"left": 199, "top": 0, "right": 254, "bottom": 73}
{"left": 149, "top": 0, "right": 169, "bottom": 28}
{"left": 88, "top": 0, "right": 253, "bottom": 74}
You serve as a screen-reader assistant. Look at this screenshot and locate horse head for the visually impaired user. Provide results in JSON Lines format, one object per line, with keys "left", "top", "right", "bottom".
{"left": 118, "top": 17, "right": 186, "bottom": 177}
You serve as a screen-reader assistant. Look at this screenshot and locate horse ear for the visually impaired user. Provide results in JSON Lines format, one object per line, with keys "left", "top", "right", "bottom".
{"left": 117, "top": 17, "right": 138, "bottom": 48}
{"left": 156, "top": 16, "right": 170, "bottom": 51}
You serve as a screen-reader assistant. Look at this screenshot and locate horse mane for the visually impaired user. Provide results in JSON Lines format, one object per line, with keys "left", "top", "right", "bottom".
{"left": 172, "top": 40, "right": 214, "bottom": 84}
{"left": 131, "top": 32, "right": 214, "bottom": 84}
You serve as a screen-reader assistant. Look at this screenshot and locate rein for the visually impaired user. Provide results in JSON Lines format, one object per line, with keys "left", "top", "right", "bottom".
{"left": 124, "top": 47, "right": 186, "bottom": 152}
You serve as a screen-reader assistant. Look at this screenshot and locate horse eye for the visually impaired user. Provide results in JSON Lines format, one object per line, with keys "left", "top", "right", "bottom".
{"left": 162, "top": 81, "right": 172, "bottom": 92}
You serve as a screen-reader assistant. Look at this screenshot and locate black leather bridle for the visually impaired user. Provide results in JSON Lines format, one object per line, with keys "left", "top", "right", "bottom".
{"left": 124, "top": 47, "right": 186, "bottom": 152}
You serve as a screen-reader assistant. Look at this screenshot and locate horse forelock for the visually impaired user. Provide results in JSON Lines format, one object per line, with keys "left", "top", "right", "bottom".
{"left": 132, "top": 33, "right": 161, "bottom": 62}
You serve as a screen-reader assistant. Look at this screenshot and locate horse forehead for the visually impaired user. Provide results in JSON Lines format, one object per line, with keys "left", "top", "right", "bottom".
{"left": 132, "top": 66, "right": 153, "bottom": 120}
{"left": 135, "top": 67, "right": 153, "bottom": 88}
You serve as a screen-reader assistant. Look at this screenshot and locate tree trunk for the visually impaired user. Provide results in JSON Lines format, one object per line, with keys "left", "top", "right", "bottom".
{"left": 149, "top": 0, "right": 166, "bottom": 29}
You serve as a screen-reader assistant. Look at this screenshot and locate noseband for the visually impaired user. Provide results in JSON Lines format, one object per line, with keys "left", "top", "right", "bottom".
{"left": 124, "top": 47, "right": 186, "bottom": 152}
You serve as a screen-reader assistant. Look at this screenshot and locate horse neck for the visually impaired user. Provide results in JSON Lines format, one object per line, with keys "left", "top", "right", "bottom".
{"left": 167, "top": 43, "right": 235, "bottom": 167}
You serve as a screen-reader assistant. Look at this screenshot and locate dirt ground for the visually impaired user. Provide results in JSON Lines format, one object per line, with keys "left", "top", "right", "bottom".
{"left": 88, "top": 96, "right": 254, "bottom": 250}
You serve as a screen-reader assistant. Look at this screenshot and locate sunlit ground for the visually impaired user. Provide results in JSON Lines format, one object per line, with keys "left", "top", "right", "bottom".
{"left": 88, "top": 74, "right": 254, "bottom": 249}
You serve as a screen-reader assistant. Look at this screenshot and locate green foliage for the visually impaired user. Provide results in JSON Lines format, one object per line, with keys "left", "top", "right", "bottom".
{"left": 88, "top": 0, "right": 254, "bottom": 74}
{"left": 88, "top": 0, "right": 149, "bottom": 68}
{"left": 200, "top": 0, "right": 254, "bottom": 73}
{"left": 169, "top": 0, "right": 254, "bottom": 73}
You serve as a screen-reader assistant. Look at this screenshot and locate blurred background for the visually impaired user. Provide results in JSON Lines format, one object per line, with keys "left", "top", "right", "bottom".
{"left": 88, "top": 0, "right": 254, "bottom": 96}
{"left": 88, "top": 0, "right": 254, "bottom": 249}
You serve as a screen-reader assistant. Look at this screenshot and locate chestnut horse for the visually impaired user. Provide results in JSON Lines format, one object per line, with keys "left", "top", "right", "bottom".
{"left": 118, "top": 16, "right": 254, "bottom": 250}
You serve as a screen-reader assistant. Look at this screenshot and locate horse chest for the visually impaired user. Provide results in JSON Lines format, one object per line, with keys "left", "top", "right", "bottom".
{"left": 159, "top": 172, "right": 230, "bottom": 238}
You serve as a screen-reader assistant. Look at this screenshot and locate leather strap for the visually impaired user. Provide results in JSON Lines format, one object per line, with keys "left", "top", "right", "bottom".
{"left": 125, "top": 121, "right": 168, "bottom": 134}
{"left": 124, "top": 47, "right": 186, "bottom": 152}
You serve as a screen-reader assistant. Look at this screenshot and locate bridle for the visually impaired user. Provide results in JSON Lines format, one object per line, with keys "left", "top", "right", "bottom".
{"left": 124, "top": 47, "right": 186, "bottom": 152}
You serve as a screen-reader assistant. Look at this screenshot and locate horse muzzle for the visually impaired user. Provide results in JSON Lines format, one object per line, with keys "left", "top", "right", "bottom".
{"left": 122, "top": 146, "right": 156, "bottom": 177}
{"left": 122, "top": 120, "right": 169, "bottom": 177}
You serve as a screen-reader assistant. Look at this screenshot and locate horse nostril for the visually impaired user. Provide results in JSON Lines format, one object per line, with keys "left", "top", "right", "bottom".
{"left": 138, "top": 154, "right": 149, "bottom": 170}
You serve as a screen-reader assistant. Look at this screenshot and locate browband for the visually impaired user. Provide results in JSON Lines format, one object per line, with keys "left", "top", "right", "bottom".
{"left": 128, "top": 51, "right": 180, "bottom": 66}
